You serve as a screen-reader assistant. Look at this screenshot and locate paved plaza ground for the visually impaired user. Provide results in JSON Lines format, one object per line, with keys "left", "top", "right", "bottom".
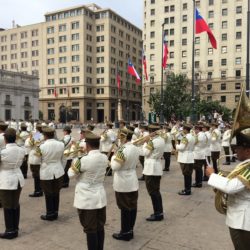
{"left": 0, "top": 128, "right": 234, "bottom": 250}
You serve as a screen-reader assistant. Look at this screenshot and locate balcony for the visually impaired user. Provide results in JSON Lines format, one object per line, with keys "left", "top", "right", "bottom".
{"left": 24, "top": 102, "right": 31, "bottom": 107}
{"left": 4, "top": 100, "right": 12, "bottom": 106}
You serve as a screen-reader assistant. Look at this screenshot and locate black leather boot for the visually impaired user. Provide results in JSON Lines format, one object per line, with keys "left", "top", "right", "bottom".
{"left": 97, "top": 230, "right": 105, "bottom": 250}
{"left": 53, "top": 194, "right": 60, "bottom": 220}
{"left": 29, "top": 177, "right": 43, "bottom": 197}
{"left": 0, "top": 208, "right": 18, "bottom": 239}
{"left": 86, "top": 232, "right": 98, "bottom": 250}
{"left": 13, "top": 205, "right": 20, "bottom": 234}
{"left": 146, "top": 194, "right": 164, "bottom": 221}
{"left": 41, "top": 195, "right": 56, "bottom": 221}
{"left": 113, "top": 209, "right": 133, "bottom": 241}
{"left": 130, "top": 208, "right": 137, "bottom": 238}
{"left": 178, "top": 175, "right": 192, "bottom": 195}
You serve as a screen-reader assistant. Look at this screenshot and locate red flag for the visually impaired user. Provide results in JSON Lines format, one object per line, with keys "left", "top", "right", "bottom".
{"left": 196, "top": 8, "right": 217, "bottom": 49}
{"left": 116, "top": 65, "right": 121, "bottom": 95}
{"left": 127, "top": 59, "right": 141, "bottom": 83}
{"left": 142, "top": 49, "right": 148, "bottom": 81}
{"left": 54, "top": 86, "right": 57, "bottom": 98}
{"left": 162, "top": 33, "right": 169, "bottom": 69}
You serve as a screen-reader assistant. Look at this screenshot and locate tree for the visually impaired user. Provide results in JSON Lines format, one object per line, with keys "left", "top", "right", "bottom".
{"left": 148, "top": 72, "right": 232, "bottom": 122}
{"left": 148, "top": 73, "right": 193, "bottom": 121}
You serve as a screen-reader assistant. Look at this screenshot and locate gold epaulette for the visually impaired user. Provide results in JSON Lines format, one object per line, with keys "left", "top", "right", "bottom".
{"left": 114, "top": 146, "right": 126, "bottom": 163}
{"left": 146, "top": 139, "right": 154, "bottom": 151}
{"left": 237, "top": 167, "right": 250, "bottom": 189}
{"left": 180, "top": 136, "right": 188, "bottom": 145}
{"left": 212, "top": 131, "right": 218, "bottom": 140}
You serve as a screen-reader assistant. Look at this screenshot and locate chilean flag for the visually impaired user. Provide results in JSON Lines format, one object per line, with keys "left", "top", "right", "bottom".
{"left": 127, "top": 59, "right": 141, "bottom": 83}
{"left": 196, "top": 8, "right": 217, "bottom": 49}
{"left": 162, "top": 33, "right": 168, "bottom": 69}
{"left": 142, "top": 49, "right": 148, "bottom": 81}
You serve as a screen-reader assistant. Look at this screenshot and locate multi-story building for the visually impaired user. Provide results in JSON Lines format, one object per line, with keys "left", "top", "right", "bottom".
{"left": 143, "top": 0, "right": 247, "bottom": 117}
{"left": 0, "top": 70, "right": 39, "bottom": 121}
{"left": 0, "top": 4, "right": 142, "bottom": 123}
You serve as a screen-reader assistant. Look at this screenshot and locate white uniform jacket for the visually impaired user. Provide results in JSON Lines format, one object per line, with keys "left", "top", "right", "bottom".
{"left": 0, "top": 133, "right": 5, "bottom": 150}
{"left": 194, "top": 131, "right": 207, "bottom": 160}
{"left": 16, "top": 131, "right": 30, "bottom": 155}
{"left": 0, "top": 143, "right": 26, "bottom": 190}
{"left": 68, "top": 150, "right": 108, "bottom": 210}
{"left": 100, "top": 129, "right": 117, "bottom": 153}
{"left": 162, "top": 131, "right": 173, "bottom": 153}
{"left": 222, "top": 129, "right": 232, "bottom": 147}
{"left": 176, "top": 133, "right": 195, "bottom": 164}
{"left": 63, "top": 134, "right": 75, "bottom": 160}
{"left": 205, "top": 131, "right": 212, "bottom": 157}
{"left": 210, "top": 128, "right": 221, "bottom": 152}
{"left": 138, "top": 131, "right": 149, "bottom": 156}
{"left": 208, "top": 159, "right": 250, "bottom": 231}
{"left": 111, "top": 142, "right": 140, "bottom": 192}
{"left": 142, "top": 136, "right": 165, "bottom": 176}
{"left": 24, "top": 133, "right": 44, "bottom": 165}
{"left": 39, "top": 139, "right": 65, "bottom": 180}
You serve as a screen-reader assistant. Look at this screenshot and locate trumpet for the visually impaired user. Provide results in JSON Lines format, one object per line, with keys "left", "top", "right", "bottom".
{"left": 64, "top": 141, "right": 86, "bottom": 158}
{"left": 133, "top": 129, "right": 162, "bottom": 146}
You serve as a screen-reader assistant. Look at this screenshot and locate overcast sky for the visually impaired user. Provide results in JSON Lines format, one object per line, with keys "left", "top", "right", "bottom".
{"left": 0, "top": 0, "right": 143, "bottom": 29}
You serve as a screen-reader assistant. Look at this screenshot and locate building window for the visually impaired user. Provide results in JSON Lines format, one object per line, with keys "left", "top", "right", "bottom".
{"left": 182, "top": 27, "right": 187, "bottom": 34}
{"left": 235, "top": 57, "right": 241, "bottom": 65}
{"left": 207, "top": 96, "right": 212, "bottom": 102}
{"left": 195, "top": 37, "right": 200, "bottom": 44}
{"left": 235, "top": 83, "right": 241, "bottom": 90}
{"left": 71, "top": 21, "right": 79, "bottom": 29}
{"left": 195, "top": 61, "right": 200, "bottom": 68}
{"left": 182, "top": 15, "right": 187, "bottom": 22}
{"left": 207, "top": 84, "right": 212, "bottom": 91}
{"left": 221, "top": 59, "right": 227, "bottom": 66}
{"left": 97, "top": 88, "right": 104, "bottom": 94}
{"left": 236, "top": 19, "right": 242, "bottom": 27}
{"left": 236, "top": 32, "right": 242, "bottom": 39}
{"left": 182, "top": 39, "right": 187, "bottom": 45}
{"left": 150, "top": 32, "right": 155, "bottom": 38}
{"left": 208, "top": 60, "right": 213, "bottom": 67}
{"left": 221, "top": 71, "right": 227, "bottom": 79}
{"left": 182, "top": 62, "right": 187, "bottom": 69}
{"left": 182, "top": 51, "right": 187, "bottom": 57}
{"left": 221, "top": 96, "right": 226, "bottom": 103}
{"left": 195, "top": 49, "right": 200, "bottom": 56}
{"left": 235, "top": 95, "right": 240, "bottom": 102}
{"left": 207, "top": 72, "right": 212, "bottom": 79}
{"left": 222, "top": 21, "right": 227, "bottom": 29}
{"left": 209, "top": 0, "right": 214, "bottom": 5}
{"left": 208, "top": 48, "right": 213, "bottom": 55}
{"left": 221, "top": 33, "right": 227, "bottom": 41}
{"left": 183, "top": 3, "right": 188, "bottom": 10}
{"left": 236, "top": 6, "right": 242, "bottom": 14}
{"left": 236, "top": 70, "right": 241, "bottom": 78}
{"left": 59, "top": 24, "right": 67, "bottom": 32}
{"left": 208, "top": 11, "right": 214, "bottom": 18}
{"left": 47, "top": 27, "right": 54, "bottom": 34}
{"left": 150, "top": 9, "right": 155, "bottom": 15}
{"left": 236, "top": 44, "right": 242, "bottom": 52}
{"left": 221, "top": 83, "right": 226, "bottom": 90}
{"left": 222, "top": 9, "right": 228, "bottom": 16}
{"left": 221, "top": 46, "right": 227, "bottom": 54}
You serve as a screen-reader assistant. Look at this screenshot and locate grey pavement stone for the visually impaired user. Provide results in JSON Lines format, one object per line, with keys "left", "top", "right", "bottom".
{"left": 0, "top": 129, "right": 234, "bottom": 249}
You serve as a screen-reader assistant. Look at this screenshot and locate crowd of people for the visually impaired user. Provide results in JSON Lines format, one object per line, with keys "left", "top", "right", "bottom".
{"left": 0, "top": 118, "right": 249, "bottom": 250}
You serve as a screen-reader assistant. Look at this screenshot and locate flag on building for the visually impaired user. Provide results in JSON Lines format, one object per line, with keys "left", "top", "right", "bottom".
{"left": 142, "top": 49, "right": 148, "bottom": 81}
{"left": 162, "top": 33, "right": 169, "bottom": 69}
{"left": 54, "top": 86, "right": 58, "bottom": 98}
{"left": 195, "top": 8, "right": 217, "bottom": 49}
{"left": 116, "top": 63, "right": 121, "bottom": 94}
{"left": 127, "top": 59, "right": 141, "bottom": 83}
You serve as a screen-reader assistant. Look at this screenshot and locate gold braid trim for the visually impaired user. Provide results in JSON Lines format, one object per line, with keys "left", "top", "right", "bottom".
{"left": 145, "top": 139, "right": 154, "bottom": 151}
{"left": 180, "top": 137, "right": 188, "bottom": 145}
{"left": 237, "top": 168, "right": 250, "bottom": 189}
{"left": 114, "top": 146, "right": 126, "bottom": 163}
{"left": 71, "top": 158, "right": 81, "bottom": 174}
{"left": 215, "top": 161, "right": 250, "bottom": 215}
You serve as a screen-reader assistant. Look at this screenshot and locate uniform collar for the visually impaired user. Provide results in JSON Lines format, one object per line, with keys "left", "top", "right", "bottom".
{"left": 6, "top": 143, "right": 17, "bottom": 148}
{"left": 88, "top": 149, "right": 100, "bottom": 155}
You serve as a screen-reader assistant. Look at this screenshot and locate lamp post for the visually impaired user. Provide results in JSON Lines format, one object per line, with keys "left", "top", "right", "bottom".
{"left": 160, "top": 22, "right": 166, "bottom": 123}
{"left": 246, "top": 0, "right": 250, "bottom": 97}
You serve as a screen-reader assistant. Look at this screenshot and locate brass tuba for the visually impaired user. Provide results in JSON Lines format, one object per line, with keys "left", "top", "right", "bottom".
{"left": 231, "top": 83, "right": 250, "bottom": 140}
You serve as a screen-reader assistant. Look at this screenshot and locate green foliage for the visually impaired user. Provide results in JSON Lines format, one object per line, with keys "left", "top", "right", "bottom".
{"left": 148, "top": 72, "right": 232, "bottom": 122}
{"left": 39, "top": 110, "right": 43, "bottom": 120}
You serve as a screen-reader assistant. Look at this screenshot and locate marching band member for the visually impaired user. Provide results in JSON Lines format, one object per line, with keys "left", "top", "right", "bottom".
{"left": 25, "top": 124, "right": 44, "bottom": 197}
{"left": 39, "top": 127, "right": 64, "bottom": 221}
{"left": 176, "top": 124, "right": 196, "bottom": 195}
{"left": 111, "top": 128, "right": 140, "bottom": 241}
{"left": 68, "top": 131, "right": 108, "bottom": 250}
{"left": 192, "top": 124, "right": 207, "bottom": 188}
{"left": 143, "top": 124, "right": 165, "bottom": 221}
{"left": 87, "top": 124, "right": 95, "bottom": 131}
{"left": 16, "top": 123, "right": 30, "bottom": 179}
{"left": 138, "top": 123, "right": 149, "bottom": 181}
{"left": 170, "top": 121, "right": 180, "bottom": 150}
{"left": 210, "top": 122, "right": 222, "bottom": 173}
{"left": 0, "top": 128, "right": 26, "bottom": 239}
{"left": 162, "top": 124, "right": 172, "bottom": 171}
{"left": 206, "top": 130, "right": 250, "bottom": 250}
{"left": 202, "top": 124, "right": 212, "bottom": 181}
{"left": 0, "top": 122, "right": 9, "bottom": 208}
{"left": 221, "top": 124, "right": 232, "bottom": 165}
{"left": 62, "top": 126, "right": 75, "bottom": 188}
{"left": 100, "top": 122, "right": 117, "bottom": 176}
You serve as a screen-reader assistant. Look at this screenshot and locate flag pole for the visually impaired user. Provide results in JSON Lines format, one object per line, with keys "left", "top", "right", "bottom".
{"left": 160, "top": 23, "right": 165, "bottom": 124}
{"left": 126, "top": 73, "right": 129, "bottom": 123}
{"left": 191, "top": 0, "right": 196, "bottom": 122}
{"left": 246, "top": 0, "right": 250, "bottom": 97}
{"left": 116, "top": 61, "right": 119, "bottom": 125}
